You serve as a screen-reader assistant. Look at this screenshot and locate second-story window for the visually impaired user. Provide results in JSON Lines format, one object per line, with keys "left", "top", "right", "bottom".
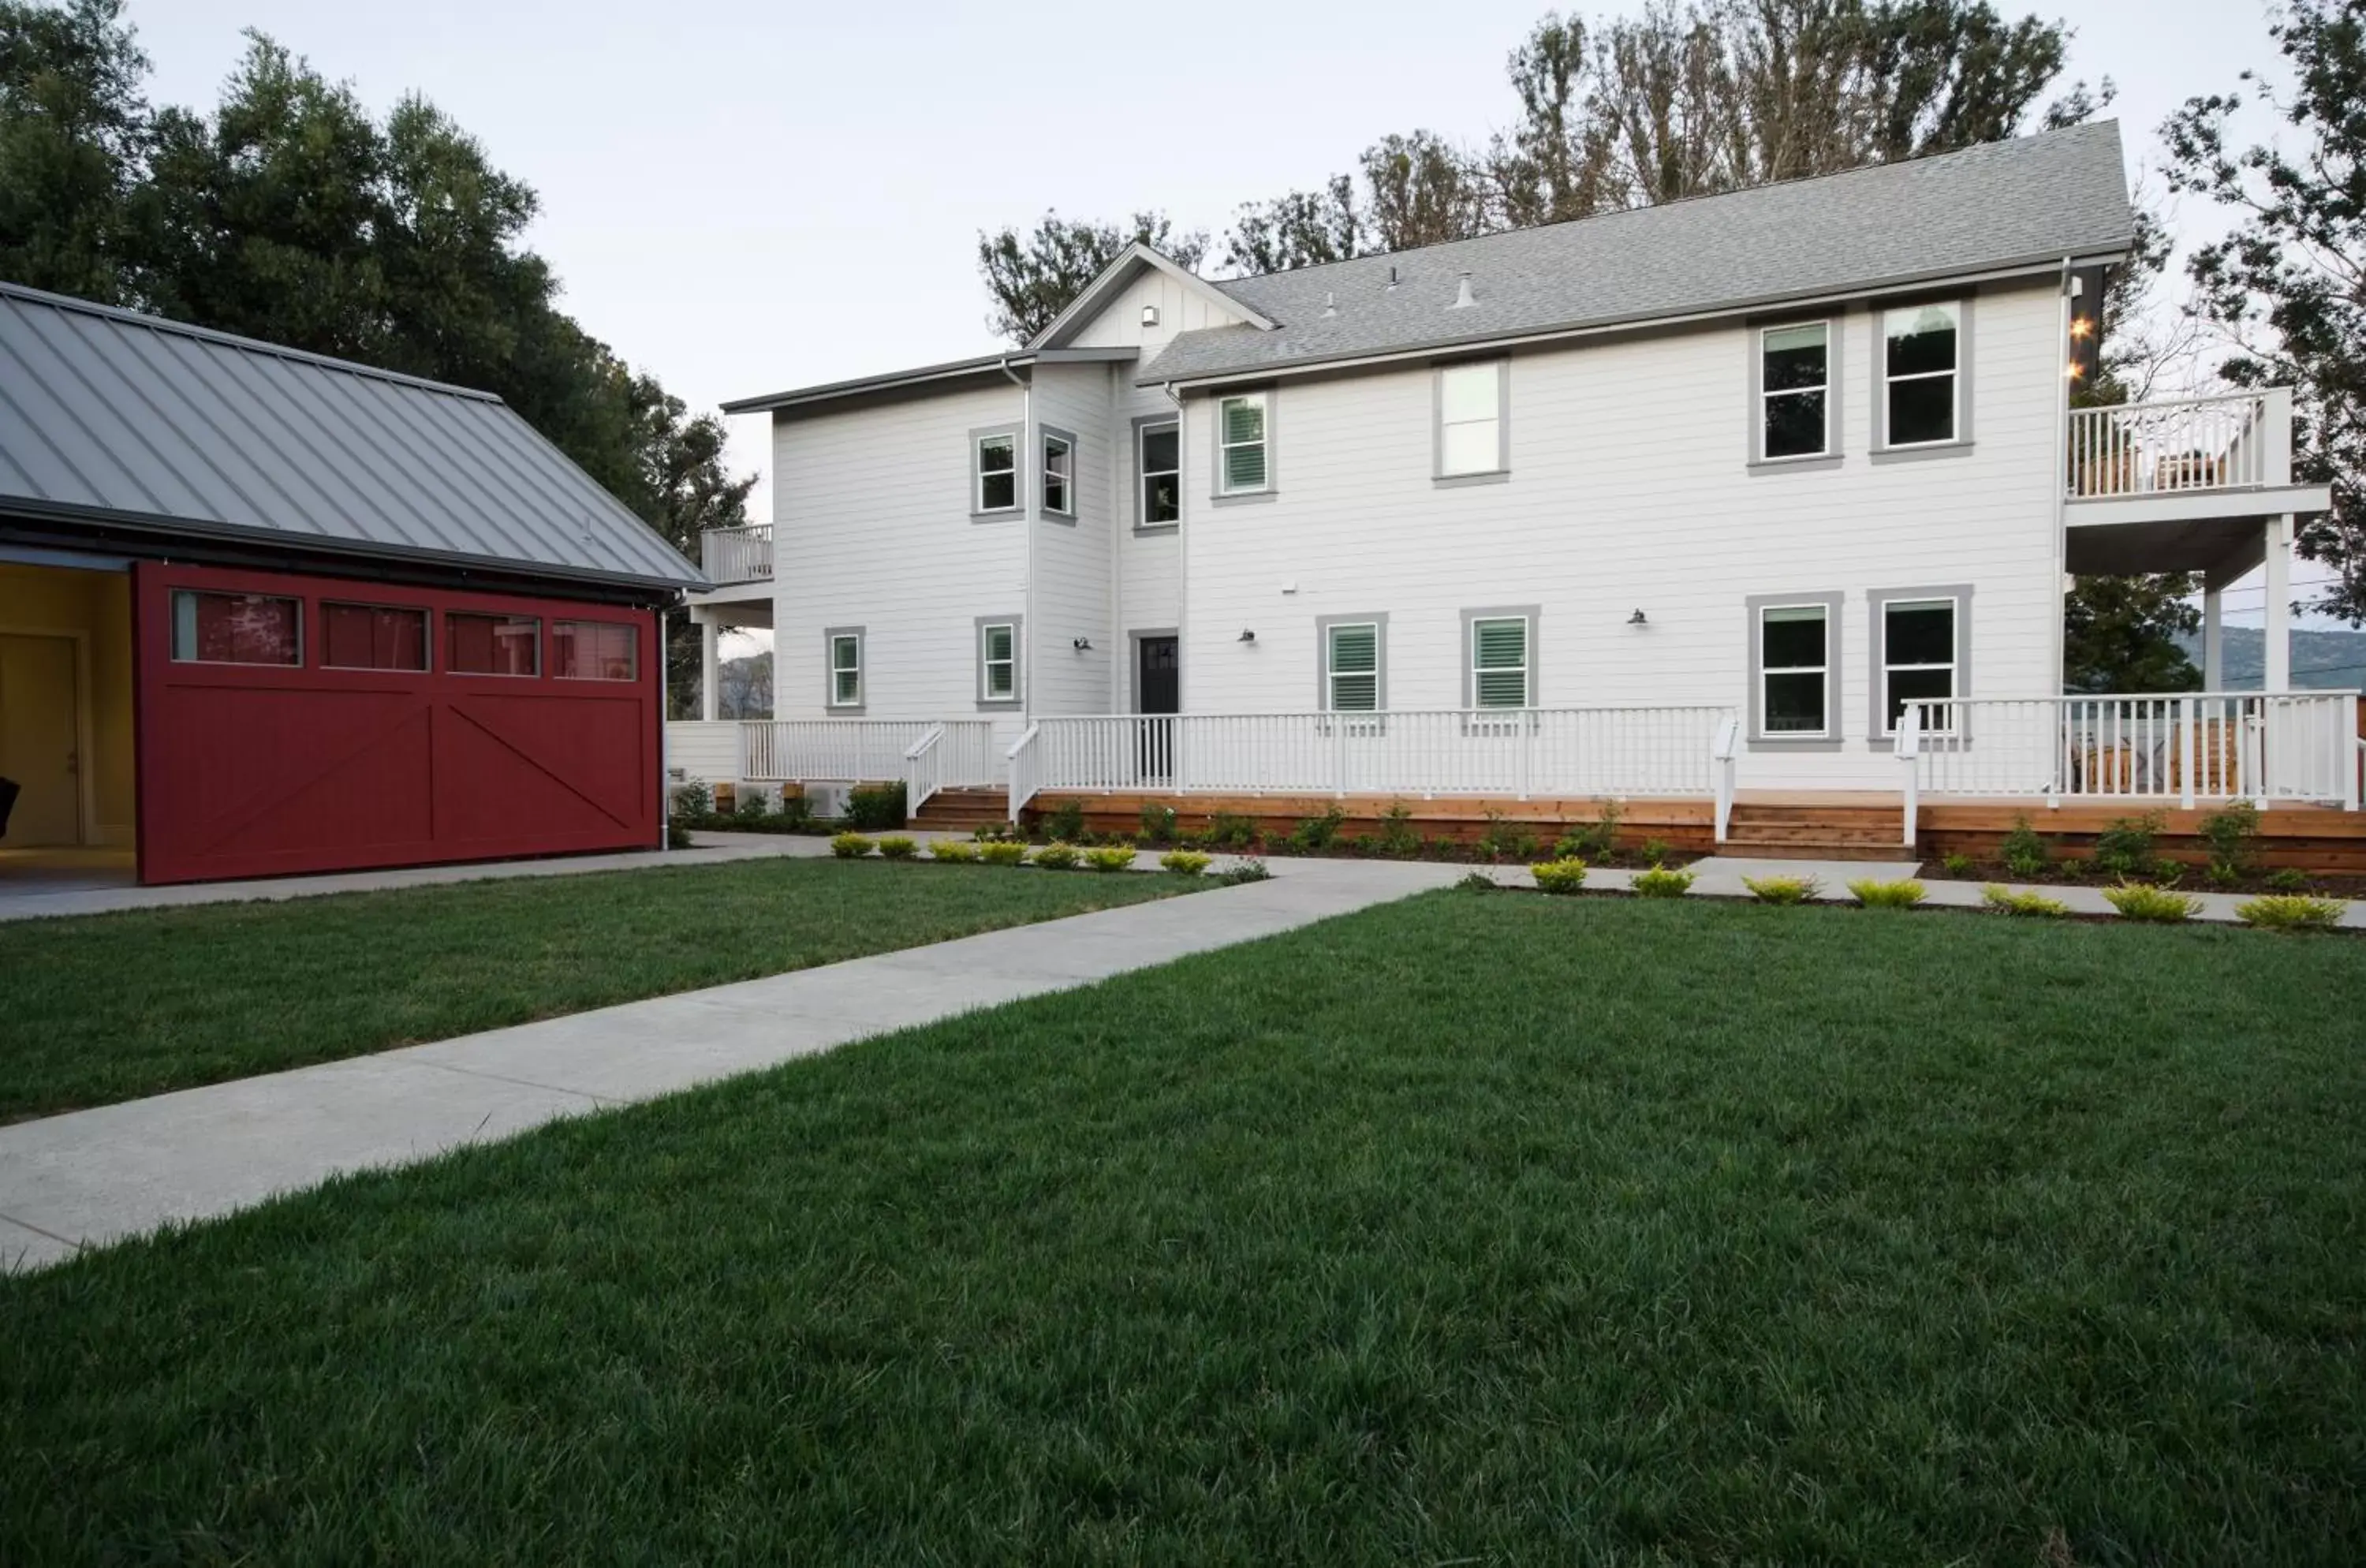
{"left": 1139, "top": 420, "right": 1179, "bottom": 525}
{"left": 1760, "top": 323, "right": 1830, "bottom": 459}
{"left": 1218, "top": 393, "right": 1268, "bottom": 494}
{"left": 1042, "top": 431, "right": 1073, "bottom": 517}
{"left": 976, "top": 433, "right": 1017, "bottom": 513}
{"left": 1438, "top": 361, "right": 1506, "bottom": 477}
{"left": 1883, "top": 302, "right": 1960, "bottom": 446}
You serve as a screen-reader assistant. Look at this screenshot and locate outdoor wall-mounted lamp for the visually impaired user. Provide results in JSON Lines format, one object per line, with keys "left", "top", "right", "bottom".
{"left": 1628, "top": 609, "right": 1648, "bottom": 625}
{"left": 1072, "top": 637, "right": 1092, "bottom": 651}
{"left": 1238, "top": 629, "right": 1257, "bottom": 643}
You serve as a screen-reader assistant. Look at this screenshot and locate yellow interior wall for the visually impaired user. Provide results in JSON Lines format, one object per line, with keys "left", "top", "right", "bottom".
{"left": 0, "top": 562, "right": 137, "bottom": 844}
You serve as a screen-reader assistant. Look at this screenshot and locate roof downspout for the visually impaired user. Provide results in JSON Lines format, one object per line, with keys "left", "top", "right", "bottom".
{"left": 1002, "top": 356, "right": 1032, "bottom": 725}
{"left": 2051, "top": 256, "right": 2072, "bottom": 704}
{"left": 1163, "top": 381, "right": 1188, "bottom": 715}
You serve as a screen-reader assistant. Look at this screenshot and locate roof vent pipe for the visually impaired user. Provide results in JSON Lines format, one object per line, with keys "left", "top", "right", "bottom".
{"left": 1451, "top": 271, "right": 1476, "bottom": 309}
{"left": 1321, "top": 291, "right": 1338, "bottom": 318}
{"left": 1386, "top": 265, "right": 1398, "bottom": 290}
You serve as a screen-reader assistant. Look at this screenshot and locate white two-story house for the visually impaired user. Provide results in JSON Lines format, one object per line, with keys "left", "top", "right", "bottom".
{"left": 676, "top": 121, "right": 2353, "bottom": 849}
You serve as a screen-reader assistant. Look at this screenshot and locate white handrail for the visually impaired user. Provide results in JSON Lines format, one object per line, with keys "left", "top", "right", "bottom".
{"left": 741, "top": 719, "right": 1001, "bottom": 786}
{"left": 2066, "top": 391, "right": 2273, "bottom": 499}
{"left": 1006, "top": 723, "right": 1042, "bottom": 822}
{"left": 1711, "top": 716, "right": 1739, "bottom": 844}
{"left": 902, "top": 724, "right": 946, "bottom": 816}
{"left": 699, "top": 525, "right": 774, "bottom": 584}
{"left": 1894, "top": 705, "right": 1921, "bottom": 847}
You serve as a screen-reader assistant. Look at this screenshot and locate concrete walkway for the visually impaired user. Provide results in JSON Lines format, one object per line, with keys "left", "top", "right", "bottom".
{"left": 0, "top": 856, "right": 1463, "bottom": 1272}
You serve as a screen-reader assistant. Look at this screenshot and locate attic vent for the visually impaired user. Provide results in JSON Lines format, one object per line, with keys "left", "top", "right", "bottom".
{"left": 1321, "top": 291, "right": 1338, "bottom": 318}
{"left": 1451, "top": 271, "right": 1476, "bottom": 309}
{"left": 1140, "top": 304, "right": 1160, "bottom": 327}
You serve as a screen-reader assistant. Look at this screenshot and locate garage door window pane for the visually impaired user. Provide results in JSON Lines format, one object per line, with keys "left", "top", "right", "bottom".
{"left": 446, "top": 613, "right": 540, "bottom": 677}
{"left": 321, "top": 603, "right": 427, "bottom": 670}
{"left": 170, "top": 590, "right": 300, "bottom": 666}
{"left": 552, "top": 621, "right": 636, "bottom": 681}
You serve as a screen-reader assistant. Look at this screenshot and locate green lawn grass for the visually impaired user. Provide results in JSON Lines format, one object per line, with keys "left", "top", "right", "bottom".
{"left": 4, "top": 894, "right": 2362, "bottom": 1562}
{"left": 0, "top": 858, "right": 1192, "bottom": 1120}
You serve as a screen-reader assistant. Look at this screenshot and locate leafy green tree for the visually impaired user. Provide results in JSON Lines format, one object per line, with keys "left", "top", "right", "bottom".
{"left": 0, "top": 0, "right": 148, "bottom": 301}
{"left": 2062, "top": 575, "right": 2202, "bottom": 693}
{"left": 2166, "top": 0, "right": 2366, "bottom": 622}
{"left": 976, "top": 211, "right": 1207, "bottom": 343}
{"left": 1221, "top": 174, "right": 1363, "bottom": 275}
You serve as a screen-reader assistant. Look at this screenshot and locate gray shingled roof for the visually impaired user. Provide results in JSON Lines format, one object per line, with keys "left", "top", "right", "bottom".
{"left": 0, "top": 282, "right": 705, "bottom": 592}
{"left": 1140, "top": 121, "right": 2133, "bottom": 386}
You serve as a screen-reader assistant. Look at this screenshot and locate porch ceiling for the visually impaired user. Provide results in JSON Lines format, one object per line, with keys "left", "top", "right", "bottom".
{"left": 686, "top": 591, "right": 772, "bottom": 628}
{"left": 2064, "top": 482, "right": 2331, "bottom": 576}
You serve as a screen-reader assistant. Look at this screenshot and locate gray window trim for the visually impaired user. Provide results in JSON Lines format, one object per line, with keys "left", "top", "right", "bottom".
{"left": 974, "top": 614, "right": 1023, "bottom": 708}
{"left": 1746, "top": 314, "right": 1844, "bottom": 472}
{"left": 823, "top": 625, "right": 864, "bottom": 714}
{"left": 1871, "top": 294, "right": 1975, "bottom": 461}
{"left": 1131, "top": 413, "right": 1180, "bottom": 534}
{"left": 1433, "top": 358, "right": 1510, "bottom": 485}
{"left": 1460, "top": 604, "right": 1539, "bottom": 708}
{"left": 1039, "top": 424, "right": 1077, "bottom": 523}
{"left": 968, "top": 423, "right": 1024, "bottom": 520}
{"left": 1745, "top": 591, "right": 1845, "bottom": 750}
{"left": 1868, "top": 584, "right": 1973, "bottom": 747}
{"left": 1211, "top": 388, "right": 1276, "bottom": 502}
{"left": 1315, "top": 611, "right": 1388, "bottom": 711}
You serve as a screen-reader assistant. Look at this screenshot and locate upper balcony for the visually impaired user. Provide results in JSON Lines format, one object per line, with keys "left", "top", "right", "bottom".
{"left": 697, "top": 524, "right": 774, "bottom": 589}
{"left": 2063, "top": 387, "right": 2333, "bottom": 576}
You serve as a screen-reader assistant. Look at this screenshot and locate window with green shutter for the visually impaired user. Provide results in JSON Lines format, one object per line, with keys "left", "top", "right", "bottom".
{"left": 981, "top": 622, "right": 1016, "bottom": 700}
{"left": 829, "top": 633, "right": 861, "bottom": 707}
{"left": 1327, "top": 622, "right": 1379, "bottom": 711}
{"left": 1470, "top": 617, "right": 1529, "bottom": 707}
{"left": 1218, "top": 394, "right": 1268, "bottom": 493}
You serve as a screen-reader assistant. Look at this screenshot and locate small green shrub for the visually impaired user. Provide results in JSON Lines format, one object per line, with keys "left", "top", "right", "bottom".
{"left": 1376, "top": 801, "right": 1422, "bottom": 858}
{"left": 1043, "top": 799, "right": 1086, "bottom": 843}
{"left": 1742, "top": 874, "right": 1819, "bottom": 905}
{"left": 1640, "top": 838, "right": 1672, "bottom": 867}
{"left": 2198, "top": 799, "right": 2261, "bottom": 881}
{"left": 1981, "top": 883, "right": 2068, "bottom": 918}
{"left": 971, "top": 821, "right": 1017, "bottom": 842}
{"left": 774, "top": 791, "right": 815, "bottom": 830}
{"left": 1563, "top": 798, "right": 1624, "bottom": 861}
{"left": 2102, "top": 882, "right": 2200, "bottom": 922}
{"left": 1085, "top": 846, "right": 1138, "bottom": 872}
{"left": 829, "top": 832, "right": 874, "bottom": 859}
{"left": 734, "top": 788, "right": 771, "bottom": 823}
{"left": 875, "top": 835, "right": 917, "bottom": 861}
{"left": 1212, "top": 857, "right": 1273, "bottom": 885}
{"left": 978, "top": 841, "right": 1029, "bottom": 866}
{"left": 2234, "top": 894, "right": 2343, "bottom": 931}
{"left": 1455, "top": 870, "right": 1496, "bottom": 892}
{"left": 1530, "top": 858, "right": 1589, "bottom": 894}
{"left": 1848, "top": 878, "right": 1927, "bottom": 909}
{"left": 845, "top": 782, "right": 907, "bottom": 831}
{"left": 672, "top": 779, "right": 713, "bottom": 819}
{"left": 1289, "top": 805, "right": 1347, "bottom": 852}
{"left": 2092, "top": 810, "right": 2166, "bottom": 880}
{"left": 1207, "top": 812, "right": 1258, "bottom": 849}
{"left": 1941, "top": 853, "right": 1976, "bottom": 878}
{"left": 1632, "top": 867, "right": 1693, "bottom": 898}
{"left": 1474, "top": 809, "right": 1540, "bottom": 863}
{"left": 1998, "top": 813, "right": 2051, "bottom": 879}
{"left": 1159, "top": 849, "right": 1212, "bottom": 875}
{"left": 1139, "top": 803, "right": 1180, "bottom": 844}
{"left": 1032, "top": 842, "right": 1080, "bottom": 871}
{"left": 2206, "top": 861, "right": 2241, "bottom": 888}
{"left": 2267, "top": 867, "right": 2313, "bottom": 893}
{"left": 927, "top": 838, "right": 980, "bottom": 863}
{"left": 666, "top": 822, "right": 694, "bottom": 850}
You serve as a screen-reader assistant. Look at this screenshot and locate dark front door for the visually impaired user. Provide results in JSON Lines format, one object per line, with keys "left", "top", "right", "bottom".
{"left": 1137, "top": 636, "right": 1178, "bottom": 780}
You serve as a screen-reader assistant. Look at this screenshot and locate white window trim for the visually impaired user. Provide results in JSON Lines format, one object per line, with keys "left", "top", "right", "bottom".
{"left": 1881, "top": 301, "right": 1961, "bottom": 450}
{"left": 1468, "top": 614, "right": 1531, "bottom": 709}
{"left": 1136, "top": 417, "right": 1180, "bottom": 528}
{"left": 973, "top": 430, "right": 1019, "bottom": 515}
{"left": 1041, "top": 429, "right": 1074, "bottom": 519}
{"left": 1435, "top": 360, "right": 1510, "bottom": 482}
{"left": 1870, "top": 587, "right": 1973, "bottom": 741}
{"left": 1215, "top": 392, "right": 1271, "bottom": 497}
{"left": 826, "top": 629, "right": 864, "bottom": 711}
{"left": 1759, "top": 601, "right": 1831, "bottom": 741}
{"left": 1757, "top": 321, "right": 1832, "bottom": 462}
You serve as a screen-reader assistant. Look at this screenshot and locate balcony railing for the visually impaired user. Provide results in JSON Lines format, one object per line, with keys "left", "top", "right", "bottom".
{"left": 700, "top": 524, "right": 774, "bottom": 584}
{"left": 2066, "top": 389, "right": 2288, "bottom": 501}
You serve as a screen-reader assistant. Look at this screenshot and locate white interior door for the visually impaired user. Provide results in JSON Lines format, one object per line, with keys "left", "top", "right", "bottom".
{"left": 0, "top": 633, "right": 81, "bottom": 846}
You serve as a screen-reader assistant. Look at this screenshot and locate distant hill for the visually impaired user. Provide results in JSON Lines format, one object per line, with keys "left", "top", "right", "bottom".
{"left": 2168, "top": 626, "right": 2366, "bottom": 692}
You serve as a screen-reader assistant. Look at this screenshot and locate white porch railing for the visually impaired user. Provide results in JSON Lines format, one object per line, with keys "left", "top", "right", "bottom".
{"left": 901, "top": 722, "right": 998, "bottom": 813}
{"left": 741, "top": 719, "right": 997, "bottom": 784}
{"left": 700, "top": 524, "right": 774, "bottom": 584}
{"left": 1896, "top": 692, "right": 2360, "bottom": 828}
{"left": 1007, "top": 705, "right": 1737, "bottom": 826}
{"left": 2066, "top": 389, "right": 2285, "bottom": 499}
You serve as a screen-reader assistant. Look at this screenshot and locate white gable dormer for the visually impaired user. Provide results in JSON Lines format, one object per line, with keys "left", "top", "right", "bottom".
{"left": 1029, "top": 243, "right": 1271, "bottom": 355}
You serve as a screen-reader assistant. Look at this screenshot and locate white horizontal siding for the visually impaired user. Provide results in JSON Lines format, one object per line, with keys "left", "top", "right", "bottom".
{"left": 1115, "top": 378, "right": 1183, "bottom": 710}
{"left": 1069, "top": 269, "right": 1251, "bottom": 353}
{"left": 1029, "top": 362, "right": 1116, "bottom": 715}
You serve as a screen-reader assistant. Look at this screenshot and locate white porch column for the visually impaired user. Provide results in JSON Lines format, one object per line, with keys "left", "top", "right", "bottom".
{"left": 697, "top": 613, "right": 721, "bottom": 722}
{"left": 2202, "top": 585, "right": 2224, "bottom": 689}
{"left": 2263, "top": 514, "right": 2293, "bottom": 693}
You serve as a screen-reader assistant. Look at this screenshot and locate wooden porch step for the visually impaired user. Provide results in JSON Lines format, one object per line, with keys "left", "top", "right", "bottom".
{"left": 1722, "top": 835, "right": 1913, "bottom": 861}
{"left": 907, "top": 787, "right": 1006, "bottom": 833}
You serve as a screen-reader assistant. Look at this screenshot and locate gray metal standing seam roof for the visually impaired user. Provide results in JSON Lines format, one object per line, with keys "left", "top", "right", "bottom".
{"left": 0, "top": 282, "right": 706, "bottom": 592}
{"left": 1139, "top": 121, "right": 2133, "bottom": 386}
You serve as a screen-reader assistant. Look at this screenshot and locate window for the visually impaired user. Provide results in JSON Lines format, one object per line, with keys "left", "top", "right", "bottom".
{"left": 1883, "top": 301, "right": 1959, "bottom": 446}
{"left": 1217, "top": 394, "right": 1268, "bottom": 493}
{"left": 446, "top": 612, "right": 540, "bottom": 677}
{"left": 1470, "top": 617, "right": 1529, "bottom": 707}
{"left": 1760, "top": 604, "right": 1829, "bottom": 736}
{"left": 320, "top": 602, "right": 427, "bottom": 670}
{"left": 1139, "top": 420, "right": 1179, "bottom": 525}
{"left": 976, "top": 432, "right": 1017, "bottom": 513}
{"left": 1041, "top": 431, "right": 1073, "bottom": 517}
{"left": 978, "top": 620, "right": 1017, "bottom": 704}
{"left": 1438, "top": 361, "right": 1505, "bottom": 477}
{"left": 170, "top": 590, "right": 300, "bottom": 666}
{"left": 552, "top": 621, "right": 636, "bottom": 681}
{"left": 1327, "top": 622, "right": 1379, "bottom": 711}
{"left": 1760, "top": 323, "right": 1830, "bottom": 459}
{"left": 1881, "top": 597, "right": 1957, "bottom": 734}
{"left": 827, "top": 631, "right": 863, "bottom": 708}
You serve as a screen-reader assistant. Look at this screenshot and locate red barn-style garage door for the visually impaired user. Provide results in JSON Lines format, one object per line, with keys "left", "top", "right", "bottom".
{"left": 134, "top": 562, "right": 662, "bottom": 884}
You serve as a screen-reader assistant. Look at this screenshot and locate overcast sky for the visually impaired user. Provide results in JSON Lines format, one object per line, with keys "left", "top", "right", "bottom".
{"left": 132, "top": 0, "right": 2328, "bottom": 626}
